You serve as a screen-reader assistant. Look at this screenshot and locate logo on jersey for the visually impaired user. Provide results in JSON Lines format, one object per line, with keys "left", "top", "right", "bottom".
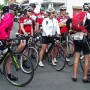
{"left": 24, "top": 19, "right": 32, "bottom": 25}
{"left": 38, "top": 15, "right": 45, "bottom": 18}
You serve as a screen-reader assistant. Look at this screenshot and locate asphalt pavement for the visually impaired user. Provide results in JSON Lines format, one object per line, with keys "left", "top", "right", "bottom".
{"left": 0, "top": 22, "right": 90, "bottom": 90}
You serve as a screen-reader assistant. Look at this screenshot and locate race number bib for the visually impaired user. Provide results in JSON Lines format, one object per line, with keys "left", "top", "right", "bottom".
{"left": 73, "top": 32, "right": 84, "bottom": 40}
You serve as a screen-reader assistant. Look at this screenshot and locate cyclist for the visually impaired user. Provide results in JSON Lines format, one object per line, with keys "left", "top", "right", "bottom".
{"left": 36, "top": 7, "right": 46, "bottom": 32}
{"left": 58, "top": 5, "right": 70, "bottom": 34}
{"left": 29, "top": 3, "right": 37, "bottom": 33}
{"left": 38, "top": 8, "right": 60, "bottom": 67}
{"left": 57, "top": 5, "right": 70, "bottom": 61}
{"left": 0, "top": 6, "right": 18, "bottom": 81}
{"left": 72, "top": 3, "right": 90, "bottom": 83}
{"left": 18, "top": 6, "right": 33, "bottom": 68}
{"left": 18, "top": 6, "right": 33, "bottom": 35}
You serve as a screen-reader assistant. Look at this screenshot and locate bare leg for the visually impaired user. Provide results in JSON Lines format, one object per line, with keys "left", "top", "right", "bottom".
{"left": 39, "top": 44, "right": 47, "bottom": 61}
{"left": 6, "top": 55, "right": 10, "bottom": 74}
{"left": 83, "top": 55, "right": 89, "bottom": 80}
{"left": 17, "top": 41, "right": 26, "bottom": 53}
{"left": 73, "top": 52, "right": 80, "bottom": 78}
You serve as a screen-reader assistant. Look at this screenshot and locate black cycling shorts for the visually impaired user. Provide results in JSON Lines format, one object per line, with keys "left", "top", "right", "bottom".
{"left": 74, "top": 39, "right": 90, "bottom": 55}
{"left": 42, "top": 36, "right": 54, "bottom": 45}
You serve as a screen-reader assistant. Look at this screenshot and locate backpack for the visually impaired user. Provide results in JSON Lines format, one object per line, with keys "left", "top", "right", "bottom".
{"left": 72, "top": 11, "right": 87, "bottom": 32}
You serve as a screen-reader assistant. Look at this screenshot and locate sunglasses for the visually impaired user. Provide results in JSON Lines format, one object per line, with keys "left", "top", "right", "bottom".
{"left": 51, "top": 12, "right": 55, "bottom": 14}
{"left": 27, "top": 10, "right": 33, "bottom": 12}
{"left": 60, "top": 9, "right": 66, "bottom": 11}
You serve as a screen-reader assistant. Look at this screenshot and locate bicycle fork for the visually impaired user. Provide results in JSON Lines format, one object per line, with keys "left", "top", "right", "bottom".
{"left": 12, "top": 54, "right": 20, "bottom": 71}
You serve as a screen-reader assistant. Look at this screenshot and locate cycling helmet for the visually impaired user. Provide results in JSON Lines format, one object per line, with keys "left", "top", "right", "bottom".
{"left": 46, "top": 8, "right": 55, "bottom": 13}
{"left": 2, "top": 6, "right": 9, "bottom": 13}
{"left": 59, "top": 5, "right": 67, "bottom": 11}
{"left": 83, "top": 3, "right": 90, "bottom": 11}
{"left": 29, "top": 3, "right": 36, "bottom": 8}
{"left": 40, "top": 7, "right": 44, "bottom": 11}
{"left": 24, "top": 6, "right": 33, "bottom": 13}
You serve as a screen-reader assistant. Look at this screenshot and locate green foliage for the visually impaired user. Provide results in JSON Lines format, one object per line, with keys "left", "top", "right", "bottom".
{"left": 0, "top": 4, "right": 4, "bottom": 11}
{"left": 4, "top": 0, "right": 8, "bottom": 5}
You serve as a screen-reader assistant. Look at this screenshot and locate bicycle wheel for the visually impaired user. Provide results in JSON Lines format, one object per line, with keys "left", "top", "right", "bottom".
{"left": 66, "top": 42, "right": 75, "bottom": 66}
{"left": 3, "top": 53, "right": 34, "bottom": 87}
{"left": 23, "top": 47, "right": 39, "bottom": 70}
{"left": 52, "top": 44, "right": 66, "bottom": 71}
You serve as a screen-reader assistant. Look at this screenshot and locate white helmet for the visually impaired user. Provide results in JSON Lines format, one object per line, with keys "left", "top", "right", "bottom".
{"left": 83, "top": 3, "right": 90, "bottom": 11}
{"left": 46, "top": 8, "right": 55, "bottom": 13}
{"left": 59, "top": 5, "right": 67, "bottom": 11}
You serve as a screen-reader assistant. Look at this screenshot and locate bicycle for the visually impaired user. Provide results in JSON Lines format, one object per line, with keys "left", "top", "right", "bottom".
{"left": 0, "top": 38, "right": 34, "bottom": 87}
{"left": 66, "top": 31, "right": 75, "bottom": 66}
{"left": 38, "top": 36, "right": 66, "bottom": 71}
{"left": 16, "top": 33, "right": 39, "bottom": 70}
{"left": 60, "top": 32, "right": 75, "bottom": 66}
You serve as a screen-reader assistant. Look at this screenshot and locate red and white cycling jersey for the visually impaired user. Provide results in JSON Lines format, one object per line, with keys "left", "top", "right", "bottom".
{"left": 36, "top": 12, "right": 46, "bottom": 25}
{"left": 57, "top": 16, "right": 70, "bottom": 34}
{"left": 19, "top": 15, "right": 33, "bottom": 34}
{"left": 31, "top": 12, "right": 37, "bottom": 21}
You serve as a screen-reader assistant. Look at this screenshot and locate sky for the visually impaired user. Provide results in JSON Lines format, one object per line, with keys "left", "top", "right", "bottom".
{"left": 0, "top": 0, "right": 4, "bottom": 4}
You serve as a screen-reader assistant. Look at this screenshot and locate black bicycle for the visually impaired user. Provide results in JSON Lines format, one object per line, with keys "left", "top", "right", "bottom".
{"left": 38, "top": 36, "right": 66, "bottom": 71}
{"left": 15, "top": 33, "right": 39, "bottom": 70}
{"left": 0, "top": 38, "right": 34, "bottom": 87}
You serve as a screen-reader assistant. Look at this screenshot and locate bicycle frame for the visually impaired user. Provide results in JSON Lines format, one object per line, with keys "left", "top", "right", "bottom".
{"left": 43, "top": 37, "right": 62, "bottom": 60}
{"left": 0, "top": 46, "right": 20, "bottom": 71}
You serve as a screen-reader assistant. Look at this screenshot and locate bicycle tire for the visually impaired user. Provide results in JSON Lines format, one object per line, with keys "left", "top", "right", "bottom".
{"left": 23, "top": 47, "right": 39, "bottom": 70}
{"left": 52, "top": 44, "right": 66, "bottom": 71}
{"left": 80, "top": 58, "right": 84, "bottom": 71}
{"left": 66, "top": 42, "right": 75, "bottom": 66}
{"left": 3, "top": 53, "right": 34, "bottom": 87}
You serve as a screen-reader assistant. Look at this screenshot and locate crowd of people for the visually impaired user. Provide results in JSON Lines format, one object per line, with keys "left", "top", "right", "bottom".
{"left": 0, "top": 2, "right": 90, "bottom": 83}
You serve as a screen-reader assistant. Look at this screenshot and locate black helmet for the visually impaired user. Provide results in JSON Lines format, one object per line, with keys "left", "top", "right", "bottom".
{"left": 83, "top": 3, "right": 90, "bottom": 11}
{"left": 29, "top": 3, "right": 36, "bottom": 8}
{"left": 24, "top": 6, "right": 33, "bottom": 14}
{"left": 2, "top": 6, "right": 9, "bottom": 13}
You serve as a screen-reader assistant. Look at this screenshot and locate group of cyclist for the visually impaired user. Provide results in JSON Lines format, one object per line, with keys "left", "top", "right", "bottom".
{"left": 0, "top": 2, "right": 90, "bottom": 83}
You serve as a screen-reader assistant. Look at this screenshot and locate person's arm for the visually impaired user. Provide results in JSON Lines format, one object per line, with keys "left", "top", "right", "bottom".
{"left": 42, "top": 19, "right": 48, "bottom": 36}
{"left": 58, "top": 22, "right": 66, "bottom": 27}
{"left": 31, "top": 25, "right": 33, "bottom": 36}
{"left": 56, "top": 20, "right": 61, "bottom": 35}
{"left": 20, "top": 23, "right": 27, "bottom": 35}
{"left": 36, "top": 22, "right": 39, "bottom": 32}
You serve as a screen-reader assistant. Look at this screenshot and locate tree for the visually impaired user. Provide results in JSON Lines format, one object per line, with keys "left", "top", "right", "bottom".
{"left": 0, "top": 4, "right": 4, "bottom": 11}
{"left": 4, "top": 0, "right": 8, "bottom": 5}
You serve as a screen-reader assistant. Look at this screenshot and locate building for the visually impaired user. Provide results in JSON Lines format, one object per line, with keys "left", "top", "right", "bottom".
{"left": 8, "top": 0, "right": 16, "bottom": 5}
{"left": 10, "top": 0, "right": 90, "bottom": 17}
{"left": 41, "top": 0, "right": 66, "bottom": 12}
{"left": 66, "top": 0, "right": 90, "bottom": 17}
{"left": 40, "top": 0, "right": 90, "bottom": 17}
